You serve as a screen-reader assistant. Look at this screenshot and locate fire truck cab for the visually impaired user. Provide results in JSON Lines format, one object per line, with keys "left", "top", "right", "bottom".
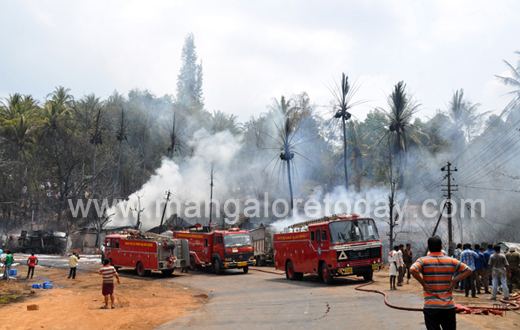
{"left": 274, "top": 214, "right": 382, "bottom": 284}
{"left": 173, "top": 224, "right": 256, "bottom": 274}
{"left": 105, "top": 230, "right": 189, "bottom": 276}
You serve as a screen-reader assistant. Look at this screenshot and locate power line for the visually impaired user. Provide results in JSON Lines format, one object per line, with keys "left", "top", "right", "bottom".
{"left": 459, "top": 185, "right": 520, "bottom": 193}
{"left": 452, "top": 109, "right": 518, "bottom": 163}
{"left": 456, "top": 129, "right": 520, "bottom": 184}
{"left": 465, "top": 142, "right": 520, "bottom": 185}
{"left": 456, "top": 136, "right": 520, "bottom": 186}
{"left": 453, "top": 195, "right": 499, "bottom": 234}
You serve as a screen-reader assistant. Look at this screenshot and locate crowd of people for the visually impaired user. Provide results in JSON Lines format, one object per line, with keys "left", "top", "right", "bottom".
{"left": 389, "top": 242, "right": 520, "bottom": 299}
{"left": 409, "top": 238, "right": 519, "bottom": 330}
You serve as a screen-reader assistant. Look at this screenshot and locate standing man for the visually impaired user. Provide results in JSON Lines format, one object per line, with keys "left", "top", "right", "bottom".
{"left": 505, "top": 246, "right": 519, "bottom": 293}
{"left": 99, "top": 259, "right": 120, "bottom": 309}
{"left": 3, "top": 251, "right": 14, "bottom": 281}
{"left": 452, "top": 243, "right": 463, "bottom": 290}
{"left": 26, "top": 253, "right": 38, "bottom": 279}
{"left": 100, "top": 243, "right": 106, "bottom": 264}
{"left": 473, "top": 244, "right": 489, "bottom": 294}
{"left": 460, "top": 243, "right": 479, "bottom": 298}
{"left": 68, "top": 253, "right": 79, "bottom": 279}
{"left": 411, "top": 236, "right": 472, "bottom": 330}
{"left": 397, "top": 244, "right": 405, "bottom": 286}
{"left": 403, "top": 243, "right": 413, "bottom": 284}
{"left": 484, "top": 244, "right": 494, "bottom": 286}
{"left": 453, "top": 243, "right": 462, "bottom": 260}
{"left": 388, "top": 246, "right": 398, "bottom": 290}
{"left": 479, "top": 246, "right": 490, "bottom": 294}
{"left": 488, "top": 245, "right": 510, "bottom": 301}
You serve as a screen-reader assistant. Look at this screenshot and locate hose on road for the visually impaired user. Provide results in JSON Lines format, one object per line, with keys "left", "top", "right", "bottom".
{"left": 355, "top": 281, "right": 520, "bottom": 315}
{"left": 355, "top": 280, "right": 423, "bottom": 311}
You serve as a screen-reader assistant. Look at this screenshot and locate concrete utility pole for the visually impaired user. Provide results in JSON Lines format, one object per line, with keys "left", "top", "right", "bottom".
{"left": 159, "top": 190, "right": 171, "bottom": 233}
{"left": 441, "top": 162, "right": 457, "bottom": 257}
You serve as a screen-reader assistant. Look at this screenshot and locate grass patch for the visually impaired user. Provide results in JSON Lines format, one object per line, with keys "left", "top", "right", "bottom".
{"left": 0, "top": 295, "right": 21, "bottom": 304}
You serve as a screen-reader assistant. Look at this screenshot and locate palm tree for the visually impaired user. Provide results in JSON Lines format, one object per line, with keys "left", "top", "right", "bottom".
{"left": 377, "top": 81, "right": 426, "bottom": 188}
{"left": 329, "top": 73, "right": 363, "bottom": 192}
{"left": 445, "top": 89, "right": 486, "bottom": 150}
{"left": 73, "top": 95, "right": 101, "bottom": 186}
{"left": 345, "top": 120, "right": 369, "bottom": 192}
{"left": 265, "top": 96, "right": 304, "bottom": 211}
{"left": 0, "top": 94, "right": 39, "bottom": 123}
{"left": 210, "top": 110, "right": 242, "bottom": 135}
{"left": 106, "top": 92, "right": 128, "bottom": 201}
{"left": 496, "top": 51, "right": 520, "bottom": 122}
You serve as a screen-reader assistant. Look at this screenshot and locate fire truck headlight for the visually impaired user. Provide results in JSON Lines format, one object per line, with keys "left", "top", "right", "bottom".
{"left": 378, "top": 259, "right": 380, "bottom": 263}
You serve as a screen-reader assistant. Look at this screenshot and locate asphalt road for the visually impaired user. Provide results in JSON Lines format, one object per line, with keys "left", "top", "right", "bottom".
{"left": 155, "top": 267, "right": 476, "bottom": 330}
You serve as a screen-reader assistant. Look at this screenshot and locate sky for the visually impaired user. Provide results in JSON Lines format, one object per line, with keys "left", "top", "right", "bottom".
{"left": 1, "top": 0, "right": 519, "bottom": 123}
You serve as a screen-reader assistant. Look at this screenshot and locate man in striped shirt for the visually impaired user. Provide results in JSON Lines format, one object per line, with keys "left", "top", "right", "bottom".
{"left": 411, "top": 236, "right": 472, "bottom": 330}
{"left": 99, "top": 259, "right": 120, "bottom": 309}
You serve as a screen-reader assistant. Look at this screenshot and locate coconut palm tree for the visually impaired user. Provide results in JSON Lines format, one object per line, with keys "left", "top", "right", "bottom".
{"left": 445, "top": 89, "right": 486, "bottom": 150}
{"left": 264, "top": 96, "right": 307, "bottom": 211}
{"left": 73, "top": 95, "right": 101, "bottom": 186}
{"left": 345, "top": 120, "right": 369, "bottom": 192}
{"left": 496, "top": 51, "right": 520, "bottom": 122}
{"left": 377, "top": 81, "right": 426, "bottom": 188}
{"left": 106, "top": 92, "right": 128, "bottom": 201}
{"left": 329, "top": 73, "right": 363, "bottom": 192}
{"left": 210, "top": 110, "right": 242, "bottom": 135}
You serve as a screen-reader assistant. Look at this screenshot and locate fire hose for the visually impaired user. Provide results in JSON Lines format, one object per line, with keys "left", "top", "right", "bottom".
{"left": 355, "top": 281, "right": 520, "bottom": 316}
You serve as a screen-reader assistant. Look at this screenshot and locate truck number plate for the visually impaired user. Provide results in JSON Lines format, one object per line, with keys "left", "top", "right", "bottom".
{"left": 339, "top": 267, "right": 353, "bottom": 275}
{"left": 237, "top": 262, "right": 247, "bottom": 267}
{"left": 372, "top": 264, "right": 379, "bottom": 270}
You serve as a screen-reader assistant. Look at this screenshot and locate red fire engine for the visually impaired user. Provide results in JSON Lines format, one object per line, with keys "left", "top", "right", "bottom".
{"left": 173, "top": 224, "right": 256, "bottom": 274}
{"left": 274, "top": 214, "right": 382, "bottom": 284}
{"left": 105, "top": 229, "right": 190, "bottom": 276}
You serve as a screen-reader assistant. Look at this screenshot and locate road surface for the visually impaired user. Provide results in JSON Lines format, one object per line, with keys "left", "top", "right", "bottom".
{"left": 155, "top": 267, "right": 476, "bottom": 330}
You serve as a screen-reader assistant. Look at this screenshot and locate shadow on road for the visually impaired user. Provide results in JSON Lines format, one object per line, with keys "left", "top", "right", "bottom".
{"left": 265, "top": 274, "right": 368, "bottom": 287}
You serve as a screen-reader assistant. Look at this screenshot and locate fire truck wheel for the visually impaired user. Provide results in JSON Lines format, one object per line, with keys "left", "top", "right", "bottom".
{"left": 161, "top": 269, "right": 174, "bottom": 276}
{"left": 285, "top": 261, "right": 295, "bottom": 280}
{"left": 189, "top": 256, "right": 196, "bottom": 271}
{"left": 243, "top": 266, "right": 249, "bottom": 274}
{"left": 362, "top": 269, "right": 373, "bottom": 281}
{"left": 214, "top": 258, "right": 222, "bottom": 275}
{"left": 321, "top": 263, "right": 333, "bottom": 285}
{"left": 136, "top": 262, "right": 148, "bottom": 277}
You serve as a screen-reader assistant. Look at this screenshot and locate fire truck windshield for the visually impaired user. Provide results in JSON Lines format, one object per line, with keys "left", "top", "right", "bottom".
{"left": 224, "top": 234, "right": 252, "bottom": 248}
{"left": 329, "top": 219, "right": 379, "bottom": 244}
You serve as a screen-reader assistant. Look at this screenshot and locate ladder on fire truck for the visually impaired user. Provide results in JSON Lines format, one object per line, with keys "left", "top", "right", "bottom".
{"left": 286, "top": 214, "right": 359, "bottom": 231}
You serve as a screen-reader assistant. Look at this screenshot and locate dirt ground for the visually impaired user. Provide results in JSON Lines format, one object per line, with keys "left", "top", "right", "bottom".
{"left": 0, "top": 265, "right": 206, "bottom": 330}
{"left": 366, "top": 268, "right": 520, "bottom": 329}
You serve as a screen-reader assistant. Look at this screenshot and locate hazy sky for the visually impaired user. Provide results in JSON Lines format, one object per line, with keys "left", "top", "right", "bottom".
{"left": 1, "top": 0, "right": 519, "bottom": 122}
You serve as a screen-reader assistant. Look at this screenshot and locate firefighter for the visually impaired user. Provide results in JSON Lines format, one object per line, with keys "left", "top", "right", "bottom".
{"left": 506, "top": 246, "right": 520, "bottom": 293}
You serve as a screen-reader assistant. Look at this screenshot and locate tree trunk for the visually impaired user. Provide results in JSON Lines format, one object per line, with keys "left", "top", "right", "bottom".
{"left": 287, "top": 158, "right": 294, "bottom": 212}
{"left": 342, "top": 115, "right": 348, "bottom": 191}
{"left": 111, "top": 140, "right": 123, "bottom": 202}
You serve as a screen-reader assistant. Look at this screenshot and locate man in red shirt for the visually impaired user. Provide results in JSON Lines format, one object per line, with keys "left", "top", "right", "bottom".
{"left": 99, "top": 259, "right": 120, "bottom": 309}
{"left": 26, "top": 253, "right": 38, "bottom": 279}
